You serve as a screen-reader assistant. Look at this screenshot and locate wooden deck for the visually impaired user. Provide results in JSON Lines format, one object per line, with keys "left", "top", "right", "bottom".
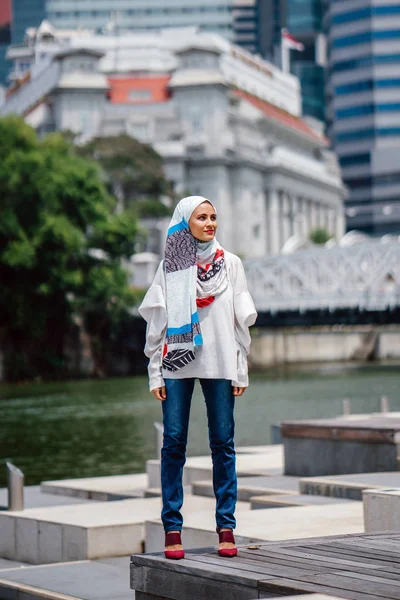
{"left": 130, "top": 532, "right": 400, "bottom": 600}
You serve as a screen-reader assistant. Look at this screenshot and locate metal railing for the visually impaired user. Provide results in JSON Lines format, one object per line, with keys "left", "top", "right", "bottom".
{"left": 245, "top": 242, "right": 400, "bottom": 314}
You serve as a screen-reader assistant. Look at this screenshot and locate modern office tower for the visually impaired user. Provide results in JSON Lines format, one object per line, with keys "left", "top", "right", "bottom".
{"left": 0, "top": 0, "right": 12, "bottom": 85}
{"left": 18, "top": 1, "right": 235, "bottom": 41}
{"left": 232, "top": 0, "right": 259, "bottom": 53}
{"left": 12, "top": 0, "right": 46, "bottom": 43}
{"left": 257, "top": 0, "right": 287, "bottom": 60}
{"left": 257, "top": 0, "right": 326, "bottom": 123}
{"left": 328, "top": 0, "right": 400, "bottom": 235}
{"left": 285, "top": 0, "right": 326, "bottom": 122}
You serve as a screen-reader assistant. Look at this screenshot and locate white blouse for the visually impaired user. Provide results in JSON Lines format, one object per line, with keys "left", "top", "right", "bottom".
{"left": 138, "top": 251, "right": 257, "bottom": 391}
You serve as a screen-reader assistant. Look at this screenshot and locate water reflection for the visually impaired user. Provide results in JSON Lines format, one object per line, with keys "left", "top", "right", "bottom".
{"left": 1, "top": 364, "right": 399, "bottom": 487}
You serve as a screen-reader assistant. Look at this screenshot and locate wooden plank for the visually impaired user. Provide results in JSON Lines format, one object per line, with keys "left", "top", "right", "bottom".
{"left": 281, "top": 424, "right": 396, "bottom": 443}
{"left": 294, "top": 543, "right": 400, "bottom": 564}
{"left": 191, "top": 553, "right": 326, "bottom": 579}
{"left": 259, "top": 570, "right": 400, "bottom": 599}
{"left": 290, "top": 545, "right": 400, "bottom": 570}
{"left": 336, "top": 571, "right": 400, "bottom": 588}
{"left": 238, "top": 548, "right": 400, "bottom": 578}
{"left": 329, "top": 538, "right": 400, "bottom": 553}
{"left": 258, "top": 577, "right": 387, "bottom": 600}
{"left": 318, "top": 541, "right": 400, "bottom": 561}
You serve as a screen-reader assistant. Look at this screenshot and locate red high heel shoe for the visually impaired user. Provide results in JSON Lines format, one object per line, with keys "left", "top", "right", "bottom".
{"left": 217, "top": 528, "right": 238, "bottom": 558}
{"left": 164, "top": 531, "right": 185, "bottom": 560}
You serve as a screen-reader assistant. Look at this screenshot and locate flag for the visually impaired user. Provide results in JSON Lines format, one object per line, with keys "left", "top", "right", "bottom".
{"left": 281, "top": 28, "right": 305, "bottom": 52}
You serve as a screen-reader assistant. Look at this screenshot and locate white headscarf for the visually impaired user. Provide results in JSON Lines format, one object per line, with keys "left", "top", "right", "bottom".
{"left": 162, "top": 196, "right": 227, "bottom": 372}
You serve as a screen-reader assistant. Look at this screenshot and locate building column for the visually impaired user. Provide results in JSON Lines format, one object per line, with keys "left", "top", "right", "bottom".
{"left": 296, "top": 197, "right": 307, "bottom": 237}
{"left": 268, "top": 188, "right": 281, "bottom": 254}
{"left": 327, "top": 207, "right": 335, "bottom": 237}
{"left": 336, "top": 206, "right": 345, "bottom": 240}
{"left": 305, "top": 199, "right": 313, "bottom": 236}
{"left": 310, "top": 200, "right": 318, "bottom": 230}
{"left": 292, "top": 196, "right": 302, "bottom": 237}
{"left": 282, "top": 192, "right": 291, "bottom": 246}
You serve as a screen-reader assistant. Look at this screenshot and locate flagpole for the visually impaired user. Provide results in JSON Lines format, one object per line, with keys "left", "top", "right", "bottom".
{"left": 281, "top": 41, "right": 290, "bottom": 74}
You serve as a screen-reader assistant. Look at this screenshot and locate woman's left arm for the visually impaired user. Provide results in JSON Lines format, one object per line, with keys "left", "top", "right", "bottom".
{"left": 231, "top": 257, "right": 257, "bottom": 392}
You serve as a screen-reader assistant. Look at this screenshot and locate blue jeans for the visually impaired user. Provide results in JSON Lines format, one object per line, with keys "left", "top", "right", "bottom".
{"left": 161, "top": 378, "right": 237, "bottom": 532}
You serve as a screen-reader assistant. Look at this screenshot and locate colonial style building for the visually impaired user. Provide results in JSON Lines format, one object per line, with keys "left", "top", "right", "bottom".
{"left": 1, "top": 24, "right": 345, "bottom": 258}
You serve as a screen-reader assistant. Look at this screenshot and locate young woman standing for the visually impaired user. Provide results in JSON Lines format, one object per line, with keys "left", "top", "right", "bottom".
{"left": 139, "top": 196, "right": 257, "bottom": 559}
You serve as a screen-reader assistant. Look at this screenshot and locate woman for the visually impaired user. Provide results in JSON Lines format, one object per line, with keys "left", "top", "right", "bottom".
{"left": 139, "top": 196, "right": 257, "bottom": 560}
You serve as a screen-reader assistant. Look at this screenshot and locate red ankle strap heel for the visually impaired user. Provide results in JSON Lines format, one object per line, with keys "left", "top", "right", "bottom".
{"left": 217, "top": 528, "right": 238, "bottom": 558}
{"left": 164, "top": 531, "right": 185, "bottom": 560}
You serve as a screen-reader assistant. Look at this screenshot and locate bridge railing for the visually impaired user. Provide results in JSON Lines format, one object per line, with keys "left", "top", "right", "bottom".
{"left": 245, "top": 242, "right": 400, "bottom": 314}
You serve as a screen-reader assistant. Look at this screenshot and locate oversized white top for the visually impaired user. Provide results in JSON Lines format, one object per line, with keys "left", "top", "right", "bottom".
{"left": 139, "top": 252, "right": 257, "bottom": 391}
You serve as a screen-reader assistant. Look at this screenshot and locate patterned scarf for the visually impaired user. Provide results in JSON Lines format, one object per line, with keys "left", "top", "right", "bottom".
{"left": 162, "top": 196, "right": 227, "bottom": 373}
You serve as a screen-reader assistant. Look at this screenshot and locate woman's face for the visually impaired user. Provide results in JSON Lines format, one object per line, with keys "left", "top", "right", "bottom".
{"left": 188, "top": 202, "right": 218, "bottom": 242}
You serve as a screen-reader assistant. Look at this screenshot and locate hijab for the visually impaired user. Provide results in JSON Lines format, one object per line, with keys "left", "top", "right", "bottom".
{"left": 162, "top": 196, "right": 227, "bottom": 372}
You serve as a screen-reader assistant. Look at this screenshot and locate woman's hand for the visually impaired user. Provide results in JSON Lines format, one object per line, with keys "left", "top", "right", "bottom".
{"left": 233, "top": 386, "right": 246, "bottom": 397}
{"left": 151, "top": 386, "right": 167, "bottom": 401}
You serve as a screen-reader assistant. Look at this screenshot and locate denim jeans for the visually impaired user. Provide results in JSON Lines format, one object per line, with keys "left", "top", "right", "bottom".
{"left": 161, "top": 378, "right": 237, "bottom": 532}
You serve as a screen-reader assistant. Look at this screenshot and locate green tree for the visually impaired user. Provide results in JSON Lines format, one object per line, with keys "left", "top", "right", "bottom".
{"left": 309, "top": 228, "right": 332, "bottom": 245}
{"left": 78, "top": 134, "right": 174, "bottom": 217}
{"left": 0, "top": 117, "right": 138, "bottom": 381}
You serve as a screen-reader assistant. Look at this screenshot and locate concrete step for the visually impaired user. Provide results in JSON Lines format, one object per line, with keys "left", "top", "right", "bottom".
{"left": 300, "top": 471, "right": 400, "bottom": 500}
{"left": 193, "top": 475, "right": 299, "bottom": 502}
{"left": 0, "top": 486, "right": 96, "bottom": 510}
{"left": 41, "top": 473, "right": 148, "bottom": 501}
{"left": 364, "top": 488, "right": 400, "bottom": 532}
{"left": 147, "top": 445, "right": 284, "bottom": 488}
{"left": 0, "top": 494, "right": 232, "bottom": 564}
{"left": 0, "top": 556, "right": 132, "bottom": 600}
{"left": 250, "top": 493, "right": 354, "bottom": 509}
{"left": 145, "top": 501, "right": 364, "bottom": 552}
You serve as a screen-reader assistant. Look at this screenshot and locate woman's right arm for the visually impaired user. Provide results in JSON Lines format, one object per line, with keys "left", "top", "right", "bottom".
{"left": 138, "top": 262, "right": 167, "bottom": 394}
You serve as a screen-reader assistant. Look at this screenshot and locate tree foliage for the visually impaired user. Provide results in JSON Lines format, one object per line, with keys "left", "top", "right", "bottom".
{"left": 309, "top": 227, "right": 332, "bottom": 245}
{"left": 77, "top": 134, "right": 174, "bottom": 217}
{"left": 0, "top": 117, "right": 139, "bottom": 381}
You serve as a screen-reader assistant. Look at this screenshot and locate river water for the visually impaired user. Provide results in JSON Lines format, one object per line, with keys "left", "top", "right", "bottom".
{"left": 0, "top": 363, "right": 399, "bottom": 487}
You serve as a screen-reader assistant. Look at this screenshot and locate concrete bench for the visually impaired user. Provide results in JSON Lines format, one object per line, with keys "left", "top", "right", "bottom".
{"left": 363, "top": 488, "right": 400, "bottom": 532}
{"left": 0, "top": 495, "right": 217, "bottom": 564}
{"left": 281, "top": 414, "right": 400, "bottom": 476}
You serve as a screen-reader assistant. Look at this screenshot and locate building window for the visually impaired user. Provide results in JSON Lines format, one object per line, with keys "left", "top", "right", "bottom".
{"left": 337, "top": 127, "right": 400, "bottom": 143}
{"left": 128, "top": 89, "right": 152, "bottom": 102}
{"left": 335, "top": 80, "right": 374, "bottom": 95}
{"left": 332, "top": 5, "right": 400, "bottom": 24}
{"left": 333, "top": 30, "right": 400, "bottom": 48}
{"left": 339, "top": 153, "right": 370, "bottom": 167}
{"left": 337, "top": 103, "right": 400, "bottom": 119}
{"left": 333, "top": 54, "right": 400, "bottom": 72}
{"left": 126, "top": 121, "right": 149, "bottom": 142}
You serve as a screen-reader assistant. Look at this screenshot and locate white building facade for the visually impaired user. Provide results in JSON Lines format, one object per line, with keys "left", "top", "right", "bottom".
{"left": 1, "top": 26, "right": 346, "bottom": 258}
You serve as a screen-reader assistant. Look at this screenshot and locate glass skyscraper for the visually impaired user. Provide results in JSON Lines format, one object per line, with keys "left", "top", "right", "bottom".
{"left": 285, "top": 0, "right": 325, "bottom": 122}
{"left": 328, "top": 0, "right": 400, "bottom": 235}
{"left": 257, "top": 0, "right": 326, "bottom": 123}
{"left": 12, "top": 0, "right": 46, "bottom": 43}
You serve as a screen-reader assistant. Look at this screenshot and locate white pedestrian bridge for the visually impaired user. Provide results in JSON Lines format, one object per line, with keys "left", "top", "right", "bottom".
{"left": 245, "top": 232, "right": 400, "bottom": 314}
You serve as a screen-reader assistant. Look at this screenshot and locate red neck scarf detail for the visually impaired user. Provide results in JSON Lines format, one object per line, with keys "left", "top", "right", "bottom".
{"left": 196, "top": 296, "right": 215, "bottom": 308}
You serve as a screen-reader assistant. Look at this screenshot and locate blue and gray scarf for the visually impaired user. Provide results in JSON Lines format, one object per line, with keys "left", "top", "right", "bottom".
{"left": 162, "top": 196, "right": 227, "bottom": 372}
